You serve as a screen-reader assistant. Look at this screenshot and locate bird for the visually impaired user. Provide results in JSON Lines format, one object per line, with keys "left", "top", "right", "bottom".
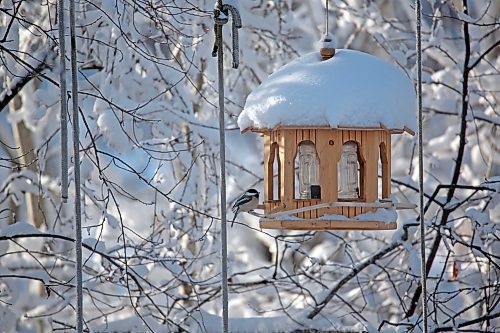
{"left": 231, "top": 189, "right": 259, "bottom": 227}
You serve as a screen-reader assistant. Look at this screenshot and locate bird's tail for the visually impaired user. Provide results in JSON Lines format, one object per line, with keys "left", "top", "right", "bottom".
{"left": 231, "top": 209, "right": 239, "bottom": 227}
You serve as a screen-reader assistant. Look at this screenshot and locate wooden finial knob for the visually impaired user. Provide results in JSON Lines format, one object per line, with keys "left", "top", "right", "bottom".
{"left": 320, "top": 34, "right": 336, "bottom": 60}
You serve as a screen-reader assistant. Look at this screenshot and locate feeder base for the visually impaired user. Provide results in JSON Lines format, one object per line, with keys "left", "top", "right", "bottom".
{"left": 259, "top": 219, "right": 397, "bottom": 230}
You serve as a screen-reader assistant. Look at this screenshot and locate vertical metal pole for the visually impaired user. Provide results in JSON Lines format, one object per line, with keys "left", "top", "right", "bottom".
{"left": 215, "top": 1, "right": 229, "bottom": 331}
{"left": 58, "top": 0, "right": 68, "bottom": 202}
{"left": 415, "top": 0, "right": 428, "bottom": 332}
{"left": 69, "top": 0, "right": 83, "bottom": 331}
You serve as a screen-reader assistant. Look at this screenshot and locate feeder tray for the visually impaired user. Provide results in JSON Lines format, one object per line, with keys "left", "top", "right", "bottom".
{"left": 252, "top": 200, "right": 415, "bottom": 230}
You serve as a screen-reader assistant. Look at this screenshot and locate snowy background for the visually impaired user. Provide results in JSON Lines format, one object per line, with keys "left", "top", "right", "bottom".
{"left": 0, "top": 0, "right": 498, "bottom": 332}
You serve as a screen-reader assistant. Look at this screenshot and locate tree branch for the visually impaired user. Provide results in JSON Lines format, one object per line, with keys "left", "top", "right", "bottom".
{"left": 307, "top": 234, "right": 406, "bottom": 319}
{"left": 406, "top": 1, "right": 473, "bottom": 317}
{"left": 433, "top": 311, "right": 500, "bottom": 332}
{"left": 468, "top": 38, "right": 500, "bottom": 70}
{"left": 0, "top": 45, "right": 53, "bottom": 112}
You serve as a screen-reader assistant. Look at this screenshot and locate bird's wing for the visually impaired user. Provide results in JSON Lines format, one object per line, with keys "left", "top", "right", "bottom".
{"left": 232, "top": 195, "right": 252, "bottom": 211}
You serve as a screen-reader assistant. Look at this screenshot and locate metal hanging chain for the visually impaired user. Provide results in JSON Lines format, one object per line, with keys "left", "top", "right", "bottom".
{"left": 69, "top": 0, "right": 83, "bottom": 331}
{"left": 415, "top": 0, "right": 428, "bottom": 332}
{"left": 212, "top": 1, "right": 241, "bottom": 332}
{"left": 58, "top": 0, "right": 68, "bottom": 202}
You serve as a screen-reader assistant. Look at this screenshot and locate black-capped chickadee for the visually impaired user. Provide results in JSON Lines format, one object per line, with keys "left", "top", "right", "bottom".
{"left": 231, "top": 189, "right": 259, "bottom": 227}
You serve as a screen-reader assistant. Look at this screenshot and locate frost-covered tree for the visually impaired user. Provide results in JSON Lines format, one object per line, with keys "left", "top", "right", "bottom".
{"left": 0, "top": 0, "right": 498, "bottom": 332}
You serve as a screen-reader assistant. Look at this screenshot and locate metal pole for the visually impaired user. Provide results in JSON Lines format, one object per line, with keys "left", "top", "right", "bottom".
{"left": 58, "top": 0, "right": 69, "bottom": 202}
{"left": 216, "top": 29, "right": 230, "bottom": 333}
{"left": 415, "top": 0, "right": 428, "bottom": 332}
{"left": 69, "top": 0, "right": 83, "bottom": 331}
{"left": 214, "top": 1, "right": 229, "bottom": 331}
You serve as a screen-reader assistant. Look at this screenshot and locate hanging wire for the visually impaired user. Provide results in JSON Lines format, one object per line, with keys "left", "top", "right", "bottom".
{"left": 212, "top": 1, "right": 241, "bottom": 332}
{"left": 415, "top": 0, "right": 428, "bottom": 332}
{"left": 58, "top": 0, "right": 68, "bottom": 202}
{"left": 69, "top": 0, "right": 83, "bottom": 331}
{"left": 325, "top": 0, "right": 329, "bottom": 34}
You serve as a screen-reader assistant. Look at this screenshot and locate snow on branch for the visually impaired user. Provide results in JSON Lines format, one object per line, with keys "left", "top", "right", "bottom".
{"left": 0, "top": 44, "right": 54, "bottom": 113}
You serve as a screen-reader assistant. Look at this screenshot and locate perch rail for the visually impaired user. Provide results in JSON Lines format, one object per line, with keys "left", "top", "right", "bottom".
{"left": 248, "top": 200, "right": 416, "bottom": 218}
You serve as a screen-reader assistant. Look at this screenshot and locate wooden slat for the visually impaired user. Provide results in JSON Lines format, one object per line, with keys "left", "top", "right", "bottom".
{"left": 361, "top": 131, "right": 366, "bottom": 215}
{"left": 298, "top": 200, "right": 304, "bottom": 219}
{"left": 358, "top": 135, "right": 366, "bottom": 202}
{"left": 337, "top": 126, "right": 384, "bottom": 131}
{"left": 262, "top": 201, "right": 281, "bottom": 213}
{"left": 260, "top": 219, "right": 397, "bottom": 230}
{"left": 316, "top": 129, "right": 328, "bottom": 216}
{"left": 380, "top": 130, "right": 388, "bottom": 198}
{"left": 280, "top": 129, "right": 295, "bottom": 210}
{"left": 254, "top": 126, "right": 331, "bottom": 132}
{"left": 316, "top": 129, "right": 338, "bottom": 217}
{"left": 363, "top": 131, "right": 379, "bottom": 212}
{"left": 312, "top": 129, "right": 318, "bottom": 220}
{"left": 276, "top": 131, "right": 282, "bottom": 200}
{"left": 263, "top": 134, "right": 271, "bottom": 203}
{"left": 311, "top": 199, "right": 318, "bottom": 219}
{"left": 274, "top": 142, "right": 280, "bottom": 201}
{"left": 386, "top": 131, "right": 392, "bottom": 197}
{"left": 294, "top": 130, "right": 300, "bottom": 202}
{"left": 312, "top": 129, "right": 317, "bottom": 217}
{"left": 356, "top": 131, "right": 362, "bottom": 147}
{"left": 339, "top": 132, "right": 346, "bottom": 215}
{"left": 351, "top": 130, "right": 360, "bottom": 218}
{"left": 356, "top": 131, "right": 363, "bottom": 216}
{"left": 303, "top": 128, "right": 310, "bottom": 142}
{"left": 380, "top": 141, "right": 389, "bottom": 199}
{"left": 333, "top": 130, "right": 341, "bottom": 202}
{"left": 403, "top": 126, "right": 416, "bottom": 136}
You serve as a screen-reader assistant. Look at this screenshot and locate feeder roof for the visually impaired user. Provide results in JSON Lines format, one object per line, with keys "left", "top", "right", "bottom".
{"left": 238, "top": 49, "right": 416, "bottom": 133}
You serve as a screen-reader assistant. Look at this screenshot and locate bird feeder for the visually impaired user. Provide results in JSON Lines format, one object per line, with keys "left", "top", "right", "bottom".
{"left": 238, "top": 45, "right": 416, "bottom": 230}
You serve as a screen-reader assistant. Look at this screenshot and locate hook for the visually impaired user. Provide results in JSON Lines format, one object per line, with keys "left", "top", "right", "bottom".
{"left": 212, "top": 2, "right": 242, "bottom": 69}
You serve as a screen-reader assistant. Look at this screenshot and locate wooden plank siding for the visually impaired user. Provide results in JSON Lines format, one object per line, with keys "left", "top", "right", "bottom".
{"left": 362, "top": 131, "right": 379, "bottom": 214}
{"left": 263, "top": 127, "right": 393, "bottom": 227}
{"left": 263, "top": 133, "right": 271, "bottom": 203}
{"left": 281, "top": 129, "right": 297, "bottom": 213}
{"left": 385, "top": 130, "right": 392, "bottom": 198}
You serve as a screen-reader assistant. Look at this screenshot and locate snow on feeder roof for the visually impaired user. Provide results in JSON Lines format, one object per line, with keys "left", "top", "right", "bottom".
{"left": 238, "top": 49, "right": 416, "bottom": 134}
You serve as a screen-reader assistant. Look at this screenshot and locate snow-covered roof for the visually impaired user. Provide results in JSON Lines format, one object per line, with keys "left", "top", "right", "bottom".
{"left": 238, "top": 49, "right": 416, "bottom": 133}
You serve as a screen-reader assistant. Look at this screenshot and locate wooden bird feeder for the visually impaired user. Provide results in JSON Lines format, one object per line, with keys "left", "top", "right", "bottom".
{"left": 238, "top": 46, "right": 417, "bottom": 230}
